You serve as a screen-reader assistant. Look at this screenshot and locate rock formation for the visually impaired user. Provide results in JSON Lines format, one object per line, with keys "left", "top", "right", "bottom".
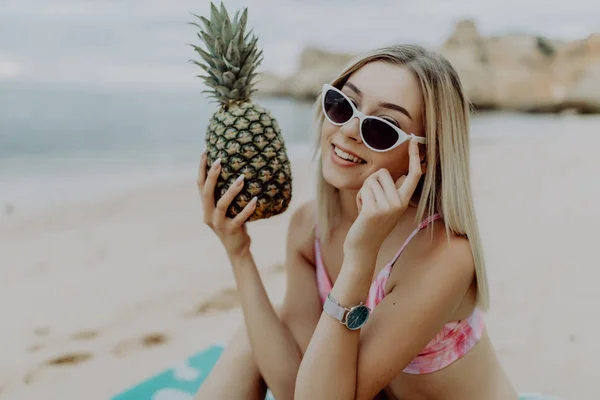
{"left": 256, "top": 20, "right": 600, "bottom": 113}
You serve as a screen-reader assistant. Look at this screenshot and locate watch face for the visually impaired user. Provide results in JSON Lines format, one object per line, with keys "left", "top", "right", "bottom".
{"left": 346, "top": 305, "right": 370, "bottom": 330}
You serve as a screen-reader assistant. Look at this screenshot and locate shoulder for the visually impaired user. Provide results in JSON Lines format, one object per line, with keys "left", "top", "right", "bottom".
{"left": 387, "top": 219, "right": 477, "bottom": 316}
{"left": 397, "top": 218, "right": 475, "bottom": 286}
{"left": 286, "top": 200, "right": 317, "bottom": 262}
{"left": 288, "top": 199, "right": 317, "bottom": 229}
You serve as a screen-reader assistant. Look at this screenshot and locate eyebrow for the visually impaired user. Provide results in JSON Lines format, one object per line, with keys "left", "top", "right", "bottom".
{"left": 345, "top": 81, "right": 413, "bottom": 121}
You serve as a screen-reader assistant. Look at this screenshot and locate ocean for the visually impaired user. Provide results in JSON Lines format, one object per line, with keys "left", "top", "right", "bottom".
{"left": 2, "top": 0, "right": 600, "bottom": 216}
{"left": 3, "top": 79, "right": 600, "bottom": 218}
{"left": 0, "top": 82, "right": 318, "bottom": 215}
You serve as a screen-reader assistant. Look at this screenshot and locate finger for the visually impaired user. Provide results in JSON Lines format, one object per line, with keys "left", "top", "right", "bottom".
{"left": 408, "top": 137, "right": 422, "bottom": 175}
{"left": 366, "top": 175, "right": 388, "bottom": 207}
{"left": 359, "top": 184, "right": 377, "bottom": 210}
{"left": 397, "top": 139, "right": 422, "bottom": 201}
{"left": 375, "top": 169, "right": 399, "bottom": 200}
{"left": 231, "top": 196, "right": 258, "bottom": 227}
{"left": 395, "top": 175, "right": 407, "bottom": 190}
{"left": 202, "top": 157, "right": 221, "bottom": 212}
{"left": 214, "top": 174, "right": 245, "bottom": 228}
{"left": 356, "top": 191, "right": 363, "bottom": 212}
{"left": 197, "top": 152, "right": 208, "bottom": 191}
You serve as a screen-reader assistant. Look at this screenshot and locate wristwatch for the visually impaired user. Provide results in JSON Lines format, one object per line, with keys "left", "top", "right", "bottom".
{"left": 323, "top": 293, "right": 371, "bottom": 330}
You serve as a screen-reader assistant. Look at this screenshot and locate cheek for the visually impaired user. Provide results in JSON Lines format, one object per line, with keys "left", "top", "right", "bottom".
{"left": 374, "top": 151, "right": 410, "bottom": 179}
{"left": 320, "top": 121, "right": 335, "bottom": 144}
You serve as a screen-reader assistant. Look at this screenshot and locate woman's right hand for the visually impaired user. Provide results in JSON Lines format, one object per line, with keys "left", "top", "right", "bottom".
{"left": 197, "top": 152, "right": 258, "bottom": 259}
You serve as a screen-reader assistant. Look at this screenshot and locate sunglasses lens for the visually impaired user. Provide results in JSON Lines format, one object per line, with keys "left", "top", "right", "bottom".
{"left": 324, "top": 89, "right": 353, "bottom": 124}
{"left": 361, "top": 118, "right": 400, "bottom": 151}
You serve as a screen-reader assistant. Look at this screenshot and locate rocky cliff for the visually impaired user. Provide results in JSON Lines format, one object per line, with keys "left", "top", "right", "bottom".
{"left": 256, "top": 20, "right": 600, "bottom": 113}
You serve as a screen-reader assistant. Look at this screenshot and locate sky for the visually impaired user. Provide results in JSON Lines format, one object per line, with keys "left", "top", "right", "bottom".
{"left": 1, "top": 0, "right": 599, "bottom": 89}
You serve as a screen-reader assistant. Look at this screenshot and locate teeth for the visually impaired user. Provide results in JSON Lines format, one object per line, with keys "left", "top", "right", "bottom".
{"left": 333, "top": 145, "right": 364, "bottom": 164}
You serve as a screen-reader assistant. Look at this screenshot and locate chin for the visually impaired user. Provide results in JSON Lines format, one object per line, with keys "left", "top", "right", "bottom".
{"left": 321, "top": 152, "right": 365, "bottom": 191}
{"left": 322, "top": 169, "right": 361, "bottom": 190}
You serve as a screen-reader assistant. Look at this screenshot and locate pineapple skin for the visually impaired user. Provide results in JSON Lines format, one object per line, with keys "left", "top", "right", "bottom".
{"left": 205, "top": 101, "right": 292, "bottom": 221}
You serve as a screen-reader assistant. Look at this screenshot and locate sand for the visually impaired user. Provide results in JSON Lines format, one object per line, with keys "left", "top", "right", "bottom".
{"left": 1, "top": 114, "right": 598, "bottom": 400}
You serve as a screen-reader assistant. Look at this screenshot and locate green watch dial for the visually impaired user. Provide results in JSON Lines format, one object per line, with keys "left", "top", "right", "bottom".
{"left": 346, "top": 305, "right": 370, "bottom": 330}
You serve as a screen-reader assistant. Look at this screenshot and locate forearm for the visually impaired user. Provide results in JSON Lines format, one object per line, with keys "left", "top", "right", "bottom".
{"left": 295, "top": 251, "right": 377, "bottom": 400}
{"left": 230, "top": 252, "right": 302, "bottom": 400}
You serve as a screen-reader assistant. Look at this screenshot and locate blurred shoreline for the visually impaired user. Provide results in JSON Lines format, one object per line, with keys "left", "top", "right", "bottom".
{"left": 4, "top": 109, "right": 600, "bottom": 221}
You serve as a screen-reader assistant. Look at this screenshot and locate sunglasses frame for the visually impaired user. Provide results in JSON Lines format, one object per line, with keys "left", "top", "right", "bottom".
{"left": 321, "top": 83, "right": 426, "bottom": 153}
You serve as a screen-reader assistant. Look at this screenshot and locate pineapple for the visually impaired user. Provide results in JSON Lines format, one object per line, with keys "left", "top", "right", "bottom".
{"left": 190, "top": 2, "right": 292, "bottom": 222}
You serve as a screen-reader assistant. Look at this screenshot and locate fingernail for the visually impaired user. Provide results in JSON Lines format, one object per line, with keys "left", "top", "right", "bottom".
{"left": 213, "top": 158, "right": 221, "bottom": 167}
{"left": 236, "top": 174, "right": 245, "bottom": 183}
{"left": 251, "top": 196, "right": 258, "bottom": 203}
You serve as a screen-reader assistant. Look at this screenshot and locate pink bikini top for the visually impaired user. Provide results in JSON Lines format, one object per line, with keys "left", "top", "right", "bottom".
{"left": 314, "top": 213, "right": 484, "bottom": 374}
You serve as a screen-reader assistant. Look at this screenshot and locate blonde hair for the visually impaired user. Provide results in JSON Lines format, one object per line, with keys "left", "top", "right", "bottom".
{"left": 313, "top": 44, "right": 490, "bottom": 311}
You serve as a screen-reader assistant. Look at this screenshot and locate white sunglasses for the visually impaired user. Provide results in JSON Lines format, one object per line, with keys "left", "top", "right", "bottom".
{"left": 321, "top": 83, "right": 426, "bottom": 152}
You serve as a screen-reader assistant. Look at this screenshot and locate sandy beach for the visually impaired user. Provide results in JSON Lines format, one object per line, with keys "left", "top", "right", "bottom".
{"left": 1, "top": 114, "right": 599, "bottom": 400}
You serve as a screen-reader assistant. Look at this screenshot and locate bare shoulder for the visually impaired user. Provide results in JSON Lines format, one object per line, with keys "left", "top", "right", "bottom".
{"left": 426, "top": 222, "right": 473, "bottom": 266}
{"left": 286, "top": 200, "right": 317, "bottom": 264}
{"left": 396, "top": 218, "right": 475, "bottom": 284}
{"left": 388, "top": 218, "right": 477, "bottom": 319}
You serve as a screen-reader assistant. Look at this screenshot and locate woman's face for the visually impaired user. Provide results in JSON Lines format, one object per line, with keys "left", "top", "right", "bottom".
{"left": 320, "top": 61, "right": 425, "bottom": 191}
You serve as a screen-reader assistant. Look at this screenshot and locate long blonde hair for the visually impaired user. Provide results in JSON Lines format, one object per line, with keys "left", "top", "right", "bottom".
{"left": 313, "top": 44, "right": 490, "bottom": 311}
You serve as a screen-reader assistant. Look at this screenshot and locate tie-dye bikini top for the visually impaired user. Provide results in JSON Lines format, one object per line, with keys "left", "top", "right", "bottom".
{"left": 314, "top": 213, "right": 484, "bottom": 374}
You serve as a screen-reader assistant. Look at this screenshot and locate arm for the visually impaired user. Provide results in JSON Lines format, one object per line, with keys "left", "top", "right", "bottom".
{"left": 197, "top": 156, "right": 321, "bottom": 400}
{"left": 295, "top": 236, "right": 475, "bottom": 400}
{"left": 295, "top": 140, "right": 475, "bottom": 399}
{"left": 232, "top": 201, "right": 322, "bottom": 400}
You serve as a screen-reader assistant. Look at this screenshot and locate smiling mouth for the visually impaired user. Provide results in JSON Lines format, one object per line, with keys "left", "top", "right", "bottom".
{"left": 332, "top": 144, "right": 366, "bottom": 164}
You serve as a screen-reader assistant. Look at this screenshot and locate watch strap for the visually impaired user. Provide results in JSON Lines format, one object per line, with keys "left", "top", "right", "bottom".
{"left": 323, "top": 293, "right": 346, "bottom": 322}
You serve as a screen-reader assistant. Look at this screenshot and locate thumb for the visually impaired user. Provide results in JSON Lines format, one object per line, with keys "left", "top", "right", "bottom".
{"left": 395, "top": 175, "right": 407, "bottom": 190}
{"left": 356, "top": 190, "right": 363, "bottom": 212}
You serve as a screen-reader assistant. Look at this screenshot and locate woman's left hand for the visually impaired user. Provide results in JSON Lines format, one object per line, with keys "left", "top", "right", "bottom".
{"left": 344, "top": 138, "right": 423, "bottom": 257}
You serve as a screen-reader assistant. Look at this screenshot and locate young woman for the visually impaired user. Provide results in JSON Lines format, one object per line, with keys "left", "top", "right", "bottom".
{"left": 195, "top": 45, "right": 534, "bottom": 400}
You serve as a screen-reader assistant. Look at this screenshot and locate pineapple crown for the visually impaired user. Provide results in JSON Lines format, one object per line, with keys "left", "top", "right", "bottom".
{"left": 189, "top": 2, "right": 263, "bottom": 107}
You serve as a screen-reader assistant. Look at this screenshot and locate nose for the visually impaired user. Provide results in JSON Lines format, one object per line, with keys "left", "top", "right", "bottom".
{"left": 340, "top": 117, "right": 362, "bottom": 143}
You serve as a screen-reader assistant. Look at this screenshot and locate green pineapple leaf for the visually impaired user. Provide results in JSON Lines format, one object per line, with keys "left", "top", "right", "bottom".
{"left": 221, "top": 17, "right": 233, "bottom": 44}
{"left": 219, "top": 2, "right": 230, "bottom": 24}
{"left": 210, "top": 3, "right": 220, "bottom": 27}
{"left": 233, "top": 77, "right": 248, "bottom": 91}
{"left": 214, "top": 37, "right": 226, "bottom": 58}
{"left": 229, "top": 88, "right": 241, "bottom": 99}
{"left": 200, "top": 31, "right": 215, "bottom": 52}
{"left": 190, "top": 2, "right": 262, "bottom": 105}
{"left": 231, "top": 9, "right": 241, "bottom": 31}
{"left": 222, "top": 71, "right": 236, "bottom": 86}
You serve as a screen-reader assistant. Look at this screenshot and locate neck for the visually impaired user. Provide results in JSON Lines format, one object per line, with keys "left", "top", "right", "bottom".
{"left": 337, "top": 188, "right": 360, "bottom": 225}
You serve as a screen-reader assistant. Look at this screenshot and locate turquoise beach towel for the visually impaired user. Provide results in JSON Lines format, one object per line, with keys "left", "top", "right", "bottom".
{"left": 111, "top": 344, "right": 558, "bottom": 400}
{"left": 111, "top": 345, "right": 274, "bottom": 400}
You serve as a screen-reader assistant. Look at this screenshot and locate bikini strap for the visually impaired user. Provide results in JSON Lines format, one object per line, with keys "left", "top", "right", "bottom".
{"left": 389, "top": 213, "right": 442, "bottom": 267}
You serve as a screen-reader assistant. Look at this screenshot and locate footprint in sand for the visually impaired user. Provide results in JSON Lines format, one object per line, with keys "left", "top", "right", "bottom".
{"left": 188, "top": 287, "right": 240, "bottom": 316}
{"left": 111, "top": 333, "right": 169, "bottom": 357}
{"left": 46, "top": 352, "right": 93, "bottom": 366}
{"left": 33, "top": 326, "right": 51, "bottom": 337}
{"left": 72, "top": 330, "right": 99, "bottom": 340}
{"left": 27, "top": 343, "right": 44, "bottom": 353}
{"left": 24, "top": 352, "right": 93, "bottom": 384}
{"left": 184, "top": 264, "right": 283, "bottom": 317}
